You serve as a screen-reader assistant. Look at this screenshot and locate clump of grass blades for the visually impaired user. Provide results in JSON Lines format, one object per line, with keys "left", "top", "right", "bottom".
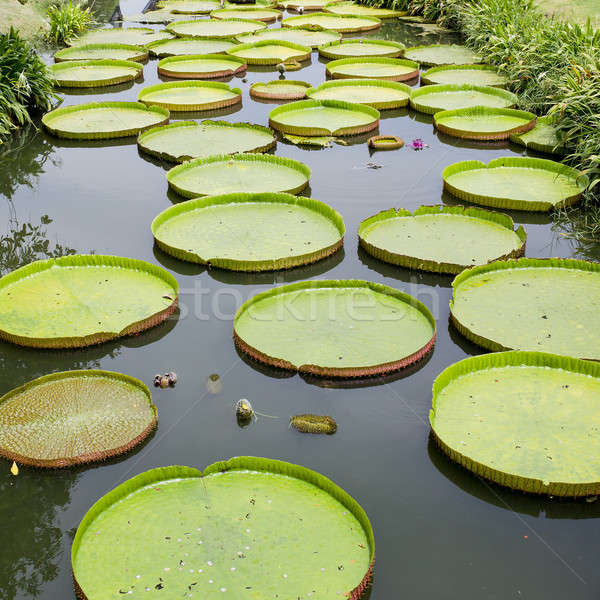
{"left": 0, "top": 28, "right": 59, "bottom": 141}
{"left": 46, "top": 0, "right": 96, "bottom": 45}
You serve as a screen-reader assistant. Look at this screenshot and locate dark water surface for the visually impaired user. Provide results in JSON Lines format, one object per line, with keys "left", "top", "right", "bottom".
{"left": 1, "top": 2, "right": 599, "bottom": 599}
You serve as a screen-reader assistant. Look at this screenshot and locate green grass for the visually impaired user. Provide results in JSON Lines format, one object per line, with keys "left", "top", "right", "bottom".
{"left": 45, "top": 0, "right": 95, "bottom": 45}
{"left": 537, "top": 0, "right": 600, "bottom": 25}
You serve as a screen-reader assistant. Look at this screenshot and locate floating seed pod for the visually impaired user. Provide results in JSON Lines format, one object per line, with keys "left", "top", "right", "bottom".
{"left": 153, "top": 374, "right": 162, "bottom": 387}
{"left": 206, "top": 373, "right": 223, "bottom": 394}
{"left": 167, "top": 371, "right": 178, "bottom": 385}
{"left": 159, "top": 376, "right": 170, "bottom": 388}
{"left": 236, "top": 398, "right": 254, "bottom": 422}
{"left": 290, "top": 414, "right": 337, "bottom": 434}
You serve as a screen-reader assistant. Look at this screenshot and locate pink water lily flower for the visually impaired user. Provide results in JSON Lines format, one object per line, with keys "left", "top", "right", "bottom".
{"left": 411, "top": 138, "right": 429, "bottom": 150}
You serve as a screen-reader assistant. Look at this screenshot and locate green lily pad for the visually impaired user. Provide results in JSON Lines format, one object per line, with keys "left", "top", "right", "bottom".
{"left": 450, "top": 258, "right": 600, "bottom": 359}
{"left": 54, "top": 43, "right": 149, "bottom": 63}
{"left": 430, "top": 351, "right": 600, "bottom": 497}
{"left": 152, "top": 192, "right": 344, "bottom": 270}
{"left": 157, "top": 53, "right": 247, "bottom": 78}
{"left": 0, "top": 255, "right": 178, "bottom": 348}
{"left": 434, "top": 107, "right": 537, "bottom": 141}
{"left": 227, "top": 40, "right": 311, "bottom": 65}
{"left": 318, "top": 38, "right": 404, "bottom": 59}
{"left": 42, "top": 101, "right": 169, "bottom": 140}
{"left": 326, "top": 57, "right": 419, "bottom": 81}
{"left": 146, "top": 36, "right": 239, "bottom": 58}
{"left": 234, "top": 280, "right": 436, "bottom": 376}
{"left": 138, "top": 120, "right": 275, "bottom": 162}
{"left": 122, "top": 9, "right": 180, "bottom": 23}
{"left": 410, "top": 84, "right": 517, "bottom": 115}
{"left": 421, "top": 64, "right": 509, "bottom": 87}
{"left": 403, "top": 44, "right": 482, "bottom": 67}
{"left": 509, "top": 115, "right": 565, "bottom": 155}
{"left": 278, "top": 0, "right": 331, "bottom": 9}
{"left": 269, "top": 99, "right": 379, "bottom": 136}
{"left": 157, "top": 0, "right": 221, "bottom": 13}
{"left": 282, "top": 12, "right": 381, "bottom": 32}
{"left": 250, "top": 79, "right": 311, "bottom": 100}
{"left": 167, "top": 153, "right": 310, "bottom": 197}
{"left": 324, "top": 1, "right": 407, "bottom": 19}
{"left": 236, "top": 26, "right": 340, "bottom": 48}
{"left": 443, "top": 157, "right": 587, "bottom": 211}
{"left": 68, "top": 27, "right": 173, "bottom": 47}
{"left": 307, "top": 79, "right": 411, "bottom": 109}
{"left": 138, "top": 81, "right": 242, "bottom": 111}
{"left": 0, "top": 371, "right": 156, "bottom": 468}
{"left": 368, "top": 135, "right": 403, "bottom": 150}
{"left": 49, "top": 59, "right": 143, "bottom": 88}
{"left": 211, "top": 6, "right": 283, "bottom": 21}
{"left": 166, "top": 17, "right": 266, "bottom": 38}
{"left": 358, "top": 205, "right": 526, "bottom": 274}
{"left": 72, "top": 458, "right": 374, "bottom": 600}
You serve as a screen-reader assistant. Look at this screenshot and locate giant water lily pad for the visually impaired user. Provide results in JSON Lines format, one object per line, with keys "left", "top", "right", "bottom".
{"left": 450, "top": 258, "right": 600, "bottom": 359}
{"left": 158, "top": 53, "right": 247, "bottom": 78}
{"left": 434, "top": 107, "right": 536, "bottom": 141}
{"left": 269, "top": 99, "right": 379, "bottom": 136}
{"left": 69, "top": 27, "right": 173, "bottom": 47}
{"left": 72, "top": 457, "right": 374, "bottom": 599}
{"left": 122, "top": 9, "right": 181, "bottom": 23}
{"left": 0, "top": 371, "right": 156, "bottom": 467}
{"left": 278, "top": 0, "right": 331, "bottom": 10}
{"left": 138, "top": 120, "right": 275, "bottom": 162}
{"left": 167, "top": 153, "right": 310, "bottom": 197}
{"left": 324, "top": 1, "right": 406, "bottom": 19}
{"left": 430, "top": 351, "right": 600, "bottom": 497}
{"left": 403, "top": 44, "right": 482, "bottom": 67}
{"left": 410, "top": 84, "right": 517, "bottom": 115}
{"left": 138, "top": 81, "right": 242, "bottom": 111}
{"left": 146, "top": 36, "right": 239, "bottom": 58}
{"left": 49, "top": 59, "right": 143, "bottom": 88}
{"left": 421, "top": 64, "right": 509, "bottom": 87}
{"left": 158, "top": 0, "right": 221, "bottom": 13}
{"left": 166, "top": 17, "right": 266, "bottom": 38}
{"left": 234, "top": 280, "right": 436, "bottom": 376}
{"left": 227, "top": 40, "right": 311, "bottom": 65}
{"left": 326, "top": 57, "right": 419, "bottom": 81}
{"left": 211, "top": 6, "right": 282, "bottom": 21}
{"left": 152, "top": 192, "right": 344, "bottom": 270}
{"left": 250, "top": 79, "right": 311, "bottom": 100}
{"left": 509, "top": 116, "right": 564, "bottom": 155}
{"left": 0, "top": 255, "right": 178, "bottom": 348}
{"left": 54, "top": 43, "right": 149, "bottom": 63}
{"left": 236, "top": 26, "right": 340, "bottom": 48}
{"left": 282, "top": 12, "right": 381, "bottom": 32}
{"left": 42, "top": 102, "right": 169, "bottom": 140}
{"left": 358, "top": 205, "right": 526, "bottom": 274}
{"left": 443, "top": 157, "right": 586, "bottom": 211}
{"left": 307, "top": 79, "right": 410, "bottom": 109}
{"left": 318, "top": 38, "right": 404, "bottom": 59}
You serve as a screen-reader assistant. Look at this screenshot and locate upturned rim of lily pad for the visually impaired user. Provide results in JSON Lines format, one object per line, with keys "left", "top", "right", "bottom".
{"left": 53, "top": 43, "right": 150, "bottom": 63}
{"left": 420, "top": 63, "right": 509, "bottom": 88}
{"left": 318, "top": 38, "right": 405, "bottom": 59}
{"left": 367, "top": 135, "right": 404, "bottom": 150}
{"left": 137, "top": 80, "right": 242, "bottom": 111}
{"left": 49, "top": 59, "right": 144, "bottom": 88}
{"left": 306, "top": 79, "right": 411, "bottom": 109}
{"left": 358, "top": 204, "right": 527, "bottom": 274}
{"left": 326, "top": 56, "right": 420, "bottom": 82}
{"left": 509, "top": 115, "right": 565, "bottom": 155}
{"left": 226, "top": 39, "right": 312, "bottom": 65}
{"left": 250, "top": 79, "right": 312, "bottom": 100}
{"left": 166, "top": 17, "right": 267, "bottom": 38}
{"left": 0, "top": 370, "right": 157, "bottom": 468}
{"left": 157, "top": 53, "right": 247, "bottom": 78}
{"left": 281, "top": 11, "right": 382, "bottom": 32}
{"left": 210, "top": 6, "right": 283, "bottom": 22}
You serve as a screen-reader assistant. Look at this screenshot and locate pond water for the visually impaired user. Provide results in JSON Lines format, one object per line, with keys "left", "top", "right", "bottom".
{"left": 1, "top": 2, "right": 599, "bottom": 599}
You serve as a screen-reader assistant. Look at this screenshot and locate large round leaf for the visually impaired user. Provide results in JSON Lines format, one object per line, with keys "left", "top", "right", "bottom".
{"left": 326, "top": 57, "right": 419, "bottom": 81}
{"left": 138, "top": 81, "right": 241, "bottom": 111}
{"left": 0, "top": 371, "right": 156, "bottom": 467}
{"left": 157, "top": 53, "right": 247, "bottom": 78}
{"left": 250, "top": 79, "right": 311, "bottom": 100}
{"left": 158, "top": 0, "right": 221, "bottom": 13}
{"left": 434, "top": 106, "right": 536, "bottom": 141}
{"left": 138, "top": 120, "right": 275, "bottom": 162}
{"left": 54, "top": 43, "right": 149, "bottom": 63}
{"left": 358, "top": 205, "right": 526, "bottom": 274}
{"left": 509, "top": 116, "right": 565, "bottom": 155}
{"left": 42, "top": 101, "right": 169, "bottom": 140}
{"left": 211, "top": 6, "right": 282, "bottom": 21}
{"left": 442, "top": 157, "right": 586, "bottom": 211}
{"left": 269, "top": 99, "right": 379, "bottom": 136}
{"left": 278, "top": 0, "right": 332, "bottom": 10}
{"left": 403, "top": 44, "right": 482, "bottom": 67}
{"left": 49, "top": 59, "right": 143, "bottom": 88}
{"left": 450, "top": 258, "right": 600, "bottom": 360}
{"left": 236, "top": 26, "right": 340, "bottom": 47}
{"left": 152, "top": 192, "right": 344, "bottom": 270}
{"left": 430, "top": 351, "right": 600, "bottom": 497}
{"left": 146, "top": 37, "right": 239, "bottom": 58}
{"left": 318, "top": 38, "right": 405, "bottom": 59}
{"left": 234, "top": 280, "right": 436, "bottom": 377}
{"left": 68, "top": 27, "right": 173, "bottom": 47}
{"left": 166, "top": 18, "right": 266, "bottom": 38}
{"left": 72, "top": 458, "right": 374, "bottom": 600}
{"left": 122, "top": 9, "right": 181, "bottom": 23}
{"left": 306, "top": 79, "right": 411, "bottom": 109}
{"left": 0, "top": 255, "right": 178, "bottom": 348}
{"left": 281, "top": 12, "right": 381, "bottom": 32}
{"left": 410, "top": 84, "right": 517, "bottom": 115}
{"left": 167, "top": 153, "right": 310, "bottom": 197}
{"left": 420, "top": 64, "right": 509, "bottom": 88}
{"left": 324, "top": 1, "right": 406, "bottom": 18}
{"left": 227, "top": 40, "right": 311, "bottom": 65}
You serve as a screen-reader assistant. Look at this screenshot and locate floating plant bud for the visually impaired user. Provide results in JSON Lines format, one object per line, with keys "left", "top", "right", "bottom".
{"left": 290, "top": 414, "right": 337, "bottom": 434}
{"left": 153, "top": 374, "right": 162, "bottom": 387}
{"left": 159, "top": 376, "right": 170, "bottom": 389}
{"left": 167, "top": 372, "right": 178, "bottom": 386}
{"left": 236, "top": 398, "right": 254, "bottom": 425}
{"left": 206, "top": 373, "right": 223, "bottom": 394}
